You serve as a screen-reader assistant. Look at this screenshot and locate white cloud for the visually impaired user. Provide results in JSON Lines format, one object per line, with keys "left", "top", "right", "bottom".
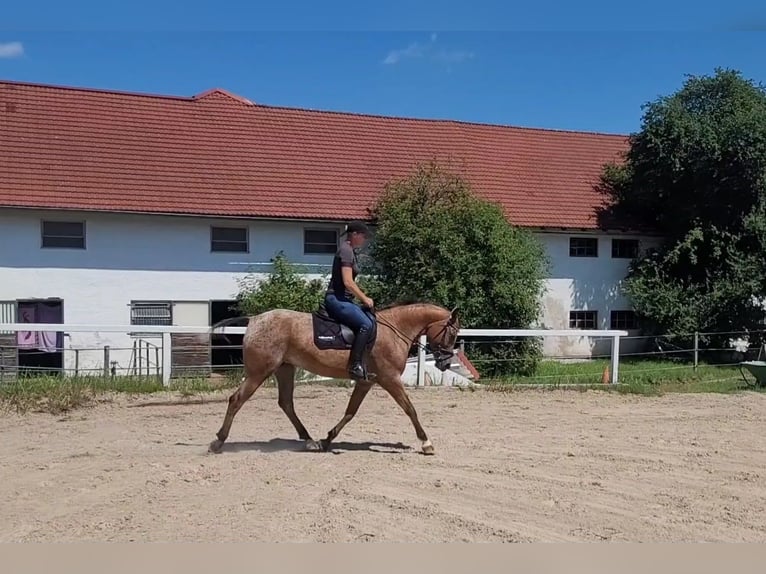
{"left": 0, "top": 41, "right": 24, "bottom": 59}
{"left": 382, "top": 33, "right": 473, "bottom": 68}
{"left": 383, "top": 42, "right": 426, "bottom": 65}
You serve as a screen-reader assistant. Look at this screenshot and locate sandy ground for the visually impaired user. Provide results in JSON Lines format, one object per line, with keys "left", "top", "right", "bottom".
{"left": 1, "top": 384, "right": 766, "bottom": 543}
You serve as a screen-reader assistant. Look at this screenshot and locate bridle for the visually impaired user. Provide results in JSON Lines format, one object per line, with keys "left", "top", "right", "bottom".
{"left": 373, "top": 308, "right": 460, "bottom": 372}
{"left": 426, "top": 315, "right": 460, "bottom": 371}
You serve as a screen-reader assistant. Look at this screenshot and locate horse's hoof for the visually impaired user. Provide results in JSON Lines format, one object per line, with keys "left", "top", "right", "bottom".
{"left": 422, "top": 440, "right": 435, "bottom": 456}
{"left": 305, "top": 439, "right": 322, "bottom": 452}
{"left": 319, "top": 439, "right": 332, "bottom": 452}
{"left": 209, "top": 439, "right": 224, "bottom": 454}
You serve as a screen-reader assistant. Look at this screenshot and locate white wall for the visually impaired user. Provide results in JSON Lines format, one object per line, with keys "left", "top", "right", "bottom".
{"left": 0, "top": 208, "right": 341, "bottom": 373}
{"left": 533, "top": 230, "right": 662, "bottom": 357}
{"left": 0, "top": 208, "right": 662, "bottom": 373}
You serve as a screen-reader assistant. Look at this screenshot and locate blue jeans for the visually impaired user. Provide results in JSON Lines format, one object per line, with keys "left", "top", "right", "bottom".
{"left": 324, "top": 293, "right": 373, "bottom": 333}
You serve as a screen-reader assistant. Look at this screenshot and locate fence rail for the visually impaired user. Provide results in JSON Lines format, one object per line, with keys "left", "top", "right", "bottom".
{"left": 0, "top": 322, "right": 629, "bottom": 386}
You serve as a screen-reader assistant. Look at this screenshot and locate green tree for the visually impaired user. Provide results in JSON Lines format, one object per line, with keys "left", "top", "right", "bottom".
{"left": 364, "top": 161, "right": 550, "bottom": 376}
{"left": 235, "top": 251, "right": 326, "bottom": 316}
{"left": 598, "top": 68, "right": 766, "bottom": 348}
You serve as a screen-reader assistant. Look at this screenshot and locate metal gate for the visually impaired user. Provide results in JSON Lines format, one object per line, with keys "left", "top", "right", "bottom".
{"left": 0, "top": 301, "right": 18, "bottom": 380}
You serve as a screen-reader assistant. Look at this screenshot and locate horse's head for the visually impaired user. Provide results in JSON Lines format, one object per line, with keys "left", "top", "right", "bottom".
{"left": 424, "top": 306, "right": 461, "bottom": 371}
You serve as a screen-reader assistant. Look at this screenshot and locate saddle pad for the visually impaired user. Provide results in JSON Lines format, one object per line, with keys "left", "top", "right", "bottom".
{"left": 312, "top": 312, "right": 354, "bottom": 350}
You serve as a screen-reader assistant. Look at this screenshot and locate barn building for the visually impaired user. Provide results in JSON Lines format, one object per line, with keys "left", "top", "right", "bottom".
{"left": 0, "top": 79, "right": 656, "bottom": 376}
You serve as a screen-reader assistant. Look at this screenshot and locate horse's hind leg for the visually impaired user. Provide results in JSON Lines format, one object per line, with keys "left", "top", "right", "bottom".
{"left": 209, "top": 367, "right": 271, "bottom": 454}
{"left": 318, "top": 380, "right": 374, "bottom": 452}
{"left": 275, "top": 363, "right": 315, "bottom": 445}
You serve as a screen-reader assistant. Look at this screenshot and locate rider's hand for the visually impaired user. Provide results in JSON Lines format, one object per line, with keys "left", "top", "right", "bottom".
{"left": 362, "top": 296, "right": 374, "bottom": 309}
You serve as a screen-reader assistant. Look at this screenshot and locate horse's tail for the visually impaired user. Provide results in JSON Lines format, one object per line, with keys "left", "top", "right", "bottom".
{"left": 210, "top": 316, "right": 251, "bottom": 346}
{"left": 210, "top": 316, "right": 251, "bottom": 332}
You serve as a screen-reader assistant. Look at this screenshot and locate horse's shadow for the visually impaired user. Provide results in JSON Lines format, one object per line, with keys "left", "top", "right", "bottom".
{"left": 210, "top": 438, "right": 413, "bottom": 455}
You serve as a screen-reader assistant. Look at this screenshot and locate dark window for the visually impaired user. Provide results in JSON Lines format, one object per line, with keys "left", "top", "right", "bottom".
{"left": 211, "top": 226, "right": 248, "bottom": 253}
{"left": 41, "top": 220, "right": 85, "bottom": 249}
{"left": 612, "top": 238, "right": 639, "bottom": 259}
{"left": 569, "top": 237, "right": 598, "bottom": 257}
{"left": 130, "top": 301, "right": 173, "bottom": 326}
{"left": 304, "top": 229, "right": 338, "bottom": 254}
{"left": 569, "top": 310, "right": 598, "bottom": 329}
{"left": 610, "top": 310, "right": 639, "bottom": 330}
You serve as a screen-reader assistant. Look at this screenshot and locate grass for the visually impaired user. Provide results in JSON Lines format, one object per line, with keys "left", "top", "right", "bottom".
{"left": 1, "top": 358, "right": 763, "bottom": 415}
{"left": 0, "top": 369, "right": 354, "bottom": 415}
{"left": 481, "top": 357, "right": 763, "bottom": 396}
{"left": 0, "top": 374, "right": 223, "bottom": 415}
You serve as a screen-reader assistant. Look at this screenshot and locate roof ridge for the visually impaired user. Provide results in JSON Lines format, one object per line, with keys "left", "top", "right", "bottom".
{"left": 0, "top": 78, "right": 193, "bottom": 102}
{"left": 251, "top": 101, "right": 629, "bottom": 138}
{"left": 0, "top": 77, "right": 627, "bottom": 138}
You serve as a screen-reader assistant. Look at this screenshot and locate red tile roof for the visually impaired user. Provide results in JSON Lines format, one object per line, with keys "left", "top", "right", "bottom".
{"left": 0, "top": 79, "right": 629, "bottom": 229}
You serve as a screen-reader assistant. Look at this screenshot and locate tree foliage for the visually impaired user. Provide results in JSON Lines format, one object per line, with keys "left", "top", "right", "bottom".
{"left": 364, "top": 161, "right": 550, "bottom": 376}
{"left": 235, "top": 251, "right": 326, "bottom": 316}
{"left": 598, "top": 68, "right": 766, "bottom": 346}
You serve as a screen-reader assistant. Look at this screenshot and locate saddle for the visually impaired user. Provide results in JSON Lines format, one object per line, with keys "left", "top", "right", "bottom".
{"left": 311, "top": 301, "right": 377, "bottom": 351}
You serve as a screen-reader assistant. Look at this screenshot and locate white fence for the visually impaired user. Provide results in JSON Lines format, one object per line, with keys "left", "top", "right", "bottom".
{"left": 0, "top": 322, "right": 628, "bottom": 386}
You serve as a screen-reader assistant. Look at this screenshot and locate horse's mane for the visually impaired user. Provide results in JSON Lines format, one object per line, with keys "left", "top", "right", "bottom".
{"left": 375, "top": 297, "right": 442, "bottom": 311}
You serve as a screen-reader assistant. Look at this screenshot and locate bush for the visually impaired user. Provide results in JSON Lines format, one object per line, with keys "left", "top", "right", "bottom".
{"left": 598, "top": 68, "right": 766, "bottom": 340}
{"left": 364, "top": 161, "right": 550, "bottom": 376}
{"left": 235, "top": 251, "right": 327, "bottom": 316}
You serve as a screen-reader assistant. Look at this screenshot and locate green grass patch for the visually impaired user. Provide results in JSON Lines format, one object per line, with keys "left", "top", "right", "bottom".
{"left": 0, "top": 374, "right": 226, "bottom": 415}
{"left": 0, "top": 369, "right": 354, "bottom": 415}
{"left": 2, "top": 357, "right": 762, "bottom": 415}
{"left": 480, "top": 357, "right": 762, "bottom": 396}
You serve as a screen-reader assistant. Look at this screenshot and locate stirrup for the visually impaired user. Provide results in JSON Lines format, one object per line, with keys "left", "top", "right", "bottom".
{"left": 348, "top": 363, "right": 369, "bottom": 381}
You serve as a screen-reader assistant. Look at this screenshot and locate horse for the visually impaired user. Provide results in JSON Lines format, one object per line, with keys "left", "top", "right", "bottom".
{"left": 207, "top": 301, "right": 461, "bottom": 456}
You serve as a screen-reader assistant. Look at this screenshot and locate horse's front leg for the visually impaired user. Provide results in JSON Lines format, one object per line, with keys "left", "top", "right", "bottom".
{"left": 377, "top": 376, "right": 434, "bottom": 455}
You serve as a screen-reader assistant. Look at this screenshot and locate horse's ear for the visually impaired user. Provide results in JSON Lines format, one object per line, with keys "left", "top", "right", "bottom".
{"left": 449, "top": 306, "right": 459, "bottom": 323}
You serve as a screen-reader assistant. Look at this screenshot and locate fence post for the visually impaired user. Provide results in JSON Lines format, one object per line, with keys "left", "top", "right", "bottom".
{"left": 417, "top": 335, "right": 426, "bottom": 387}
{"left": 103, "top": 346, "right": 110, "bottom": 377}
{"left": 162, "top": 332, "right": 172, "bottom": 386}
{"left": 694, "top": 332, "right": 699, "bottom": 370}
{"left": 74, "top": 349, "right": 79, "bottom": 377}
{"left": 155, "top": 345, "right": 160, "bottom": 378}
{"left": 610, "top": 335, "right": 621, "bottom": 384}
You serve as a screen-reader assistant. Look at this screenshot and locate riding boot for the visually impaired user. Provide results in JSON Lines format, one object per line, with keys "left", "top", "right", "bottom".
{"left": 348, "top": 325, "right": 372, "bottom": 381}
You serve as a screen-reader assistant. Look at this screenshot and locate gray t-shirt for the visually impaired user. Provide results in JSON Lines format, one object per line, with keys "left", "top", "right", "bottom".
{"left": 327, "top": 241, "right": 358, "bottom": 300}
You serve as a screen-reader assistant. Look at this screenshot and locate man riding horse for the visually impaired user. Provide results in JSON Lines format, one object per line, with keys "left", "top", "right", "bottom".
{"left": 323, "top": 220, "right": 376, "bottom": 381}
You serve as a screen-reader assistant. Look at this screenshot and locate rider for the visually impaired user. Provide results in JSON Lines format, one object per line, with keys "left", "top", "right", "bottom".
{"left": 324, "top": 220, "right": 375, "bottom": 381}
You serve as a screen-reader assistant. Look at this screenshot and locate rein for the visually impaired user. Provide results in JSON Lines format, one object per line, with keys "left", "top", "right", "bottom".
{"left": 370, "top": 308, "right": 456, "bottom": 355}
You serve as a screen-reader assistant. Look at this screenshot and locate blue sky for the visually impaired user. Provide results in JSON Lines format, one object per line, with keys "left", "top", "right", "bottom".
{"left": 2, "top": 1, "right": 766, "bottom": 134}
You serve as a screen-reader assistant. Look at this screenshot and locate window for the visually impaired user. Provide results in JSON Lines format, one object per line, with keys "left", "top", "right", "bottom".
{"left": 211, "top": 226, "right": 248, "bottom": 253}
{"left": 41, "top": 220, "right": 85, "bottom": 249}
{"left": 569, "top": 310, "right": 598, "bottom": 329}
{"left": 569, "top": 237, "right": 598, "bottom": 257}
{"left": 0, "top": 301, "right": 15, "bottom": 335}
{"left": 612, "top": 238, "right": 639, "bottom": 259}
{"left": 610, "top": 310, "right": 639, "bottom": 330}
{"left": 304, "top": 229, "right": 338, "bottom": 254}
{"left": 130, "top": 301, "right": 173, "bottom": 326}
